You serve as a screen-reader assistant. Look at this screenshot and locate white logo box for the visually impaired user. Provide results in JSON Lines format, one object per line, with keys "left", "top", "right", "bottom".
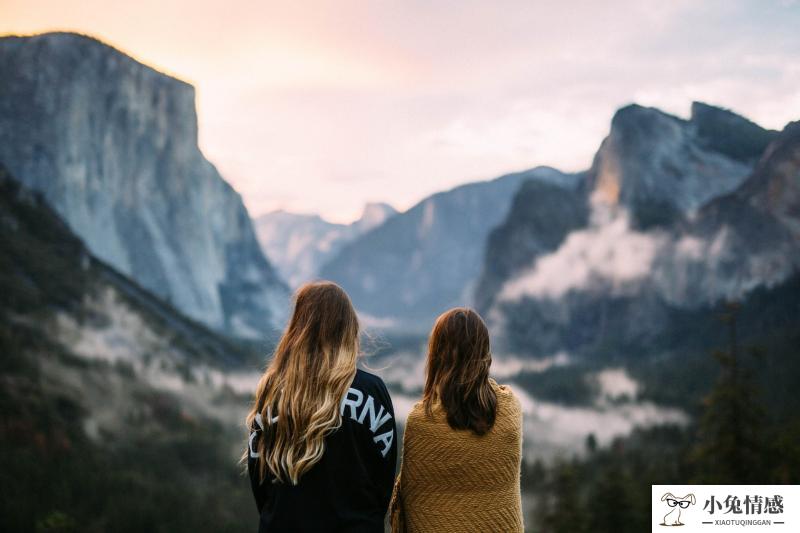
{"left": 652, "top": 485, "right": 800, "bottom": 533}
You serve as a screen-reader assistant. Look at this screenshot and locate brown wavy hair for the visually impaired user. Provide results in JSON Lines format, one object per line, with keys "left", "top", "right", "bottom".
{"left": 422, "top": 307, "right": 497, "bottom": 435}
{"left": 244, "top": 281, "right": 359, "bottom": 484}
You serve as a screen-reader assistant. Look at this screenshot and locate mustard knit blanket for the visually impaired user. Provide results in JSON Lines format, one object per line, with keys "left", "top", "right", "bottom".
{"left": 390, "top": 380, "right": 524, "bottom": 532}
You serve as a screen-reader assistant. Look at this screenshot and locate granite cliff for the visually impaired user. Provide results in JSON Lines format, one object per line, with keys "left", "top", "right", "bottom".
{"left": 0, "top": 32, "right": 288, "bottom": 338}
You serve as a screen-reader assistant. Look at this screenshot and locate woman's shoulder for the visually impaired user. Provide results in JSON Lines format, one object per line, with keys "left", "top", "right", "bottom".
{"left": 490, "top": 379, "right": 522, "bottom": 414}
{"left": 407, "top": 400, "right": 427, "bottom": 421}
{"left": 353, "top": 367, "right": 386, "bottom": 387}
{"left": 352, "top": 368, "right": 391, "bottom": 398}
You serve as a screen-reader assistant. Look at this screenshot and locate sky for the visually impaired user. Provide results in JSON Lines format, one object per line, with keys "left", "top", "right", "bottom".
{"left": 2, "top": 0, "right": 799, "bottom": 223}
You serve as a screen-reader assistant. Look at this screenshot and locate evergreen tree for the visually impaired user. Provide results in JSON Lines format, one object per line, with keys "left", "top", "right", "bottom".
{"left": 585, "top": 447, "right": 650, "bottom": 533}
{"left": 690, "top": 302, "right": 766, "bottom": 483}
{"left": 585, "top": 433, "right": 598, "bottom": 455}
{"left": 541, "top": 461, "right": 587, "bottom": 533}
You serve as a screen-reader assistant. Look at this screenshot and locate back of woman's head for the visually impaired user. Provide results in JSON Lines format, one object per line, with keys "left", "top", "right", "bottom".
{"left": 422, "top": 307, "right": 497, "bottom": 435}
{"left": 246, "top": 281, "right": 360, "bottom": 484}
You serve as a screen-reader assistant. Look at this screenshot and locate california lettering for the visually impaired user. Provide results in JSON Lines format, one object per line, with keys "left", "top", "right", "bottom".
{"left": 248, "top": 387, "right": 394, "bottom": 459}
{"left": 340, "top": 387, "right": 394, "bottom": 457}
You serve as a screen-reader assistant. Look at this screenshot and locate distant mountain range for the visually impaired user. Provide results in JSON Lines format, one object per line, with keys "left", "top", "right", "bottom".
{"left": 296, "top": 100, "right": 797, "bottom": 346}
{"left": 480, "top": 103, "right": 799, "bottom": 357}
{"left": 0, "top": 32, "right": 288, "bottom": 339}
{"left": 254, "top": 202, "right": 396, "bottom": 287}
{"left": 2, "top": 32, "right": 796, "bottom": 359}
{"left": 318, "top": 167, "right": 580, "bottom": 329}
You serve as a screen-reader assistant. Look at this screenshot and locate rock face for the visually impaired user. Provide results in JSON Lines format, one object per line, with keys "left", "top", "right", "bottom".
{"left": 586, "top": 103, "right": 773, "bottom": 228}
{"left": 0, "top": 32, "right": 288, "bottom": 338}
{"left": 739, "top": 120, "right": 800, "bottom": 238}
{"left": 254, "top": 202, "right": 396, "bottom": 288}
{"left": 690, "top": 101, "right": 779, "bottom": 163}
{"left": 319, "top": 166, "right": 580, "bottom": 329}
{"left": 480, "top": 103, "right": 797, "bottom": 357}
{"left": 0, "top": 162, "right": 260, "bottom": 366}
{"left": 682, "top": 120, "right": 800, "bottom": 302}
{"left": 474, "top": 178, "right": 589, "bottom": 313}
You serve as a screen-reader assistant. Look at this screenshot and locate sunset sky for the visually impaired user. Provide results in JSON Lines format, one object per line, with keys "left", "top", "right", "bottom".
{"left": 2, "top": 0, "right": 799, "bottom": 222}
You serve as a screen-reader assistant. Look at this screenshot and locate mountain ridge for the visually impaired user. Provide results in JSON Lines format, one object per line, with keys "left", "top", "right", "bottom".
{"left": 586, "top": 102, "right": 761, "bottom": 223}
{"left": 480, "top": 104, "right": 799, "bottom": 357}
{"left": 0, "top": 31, "right": 288, "bottom": 338}
{"left": 318, "top": 166, "right": 580, "bottom": 329}
{"left": 254, "top": 201, "right": 396, "bottom": 287}
{"left": 0, "top": 162, "right": 260, "bottom": 531}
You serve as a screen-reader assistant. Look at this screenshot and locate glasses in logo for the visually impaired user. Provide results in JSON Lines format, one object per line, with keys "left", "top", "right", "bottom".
{"left": 667, "top": 499, "right": 691, "bottom": 509}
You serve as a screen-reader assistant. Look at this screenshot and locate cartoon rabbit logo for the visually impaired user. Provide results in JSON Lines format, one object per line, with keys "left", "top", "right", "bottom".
{"left": 660, "top": 492, "right": 696, "bottom": 526}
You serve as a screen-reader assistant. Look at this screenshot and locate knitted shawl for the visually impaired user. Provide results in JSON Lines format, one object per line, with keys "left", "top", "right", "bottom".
{"left": 390, "top": 380, "right": 524, "bottom": 532}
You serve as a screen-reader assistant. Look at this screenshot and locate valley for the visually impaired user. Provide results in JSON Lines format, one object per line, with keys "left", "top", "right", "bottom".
{"left": 1, "top": 29, "right": 798, "bottom": 532}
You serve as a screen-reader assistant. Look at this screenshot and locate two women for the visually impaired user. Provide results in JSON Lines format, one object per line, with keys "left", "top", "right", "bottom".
{"left": 246, "top": 281, "right": 523, "bottom": 532}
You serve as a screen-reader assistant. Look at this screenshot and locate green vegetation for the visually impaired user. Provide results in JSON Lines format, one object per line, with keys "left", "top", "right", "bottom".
{"left": 513, "top": 365, "right": 598, "bottom": 406}
{"left": 0, "top": 166, "right": 259, "bottom": 531}
{"left": 632, "top": 274, "right": 800, "bottom": 418}
{"left": 524, "top": 301, "right": 800, "bottom": 532}
{"left": 0, "top": 168, "right": 90, "bottom": 315}
{"left": 0, "top": 349, "right": 254, "bottom": 532}
{"left": 2, "top": 163, "right": 798, "bottom": 532}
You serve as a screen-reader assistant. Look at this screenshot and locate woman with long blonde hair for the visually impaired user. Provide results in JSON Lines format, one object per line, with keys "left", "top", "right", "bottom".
{"left": 390, "top": 307, "right": 523, "bottom": 532}
{"left": 246, "top": 281, "right": 397, "bottom": 532}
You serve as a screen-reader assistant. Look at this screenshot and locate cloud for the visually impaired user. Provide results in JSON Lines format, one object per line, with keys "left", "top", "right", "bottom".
{"left": 507, "top": 383, "right": 688, "bottom": 461}
{"left": 499, "top": 207, "right": 667, "bottom": 302}
{"left": 592, "top": 368, "right": 640, "bottom": 401}
{"left": 491, "top": 351, "right": 573, "bottom": 379}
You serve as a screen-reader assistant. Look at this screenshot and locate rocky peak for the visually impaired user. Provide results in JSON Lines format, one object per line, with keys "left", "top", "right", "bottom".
{"left": 474, "top": 178, "right": 588, "bottom": 313}
{"left": 690, "top": 101, "right": 777, "bottom": 163}
{"left": 587, "top": 103, "right": 754, "bottom": 224}
{"left": 0, "top": 32, "right": 288, "bottom": 338}
{"left": 738, "top": 121, "right": 800, "bottom": 238}
{"left": 352, "top": 202, "right": 397, "bottom": 233}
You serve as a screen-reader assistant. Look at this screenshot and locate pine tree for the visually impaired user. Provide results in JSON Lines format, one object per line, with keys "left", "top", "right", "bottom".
{"left": 690, "top": 302, "right": 766, "bottom": 483}
{"left": 541, "top": 461, "right": 587, "bottom": 533}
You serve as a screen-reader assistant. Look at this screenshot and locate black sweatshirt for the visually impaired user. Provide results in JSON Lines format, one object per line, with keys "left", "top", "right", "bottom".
{"left": 248, "top": 369, "right": 397, "bottom": 532}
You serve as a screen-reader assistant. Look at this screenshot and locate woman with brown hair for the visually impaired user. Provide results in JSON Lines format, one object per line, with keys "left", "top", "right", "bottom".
{"left": 390, "top": 307, "right": 523, "bottom": 532}
{"left": 245, "top": 281, "right": 397, "bottom": 532}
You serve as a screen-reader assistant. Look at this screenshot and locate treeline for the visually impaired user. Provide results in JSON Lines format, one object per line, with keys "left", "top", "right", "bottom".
{"left": 0, "top": 164, "right": 260, "bottom": 532}
{"left": 0, "top": 324, "right": 255, "bottom": 533}
{"left": 523, "top": 303, "right": 800, "bottom": 532}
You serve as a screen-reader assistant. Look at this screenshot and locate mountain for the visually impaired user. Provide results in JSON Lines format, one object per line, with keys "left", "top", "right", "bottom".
{"left": 480, "top": 103, "right": 797, "bottom": 357}
{"left": 681, "top": 119, "right": 800, "bottom": 302}
{"left": 0, "top": 32, "right": 288, "bottom": 338}
{"left": 319, "top": 166, "right": 580, "bottom": 329}
{"left": 254, "top": 202, "right": 396, "bottom": 287}
{"left": 474, "top": 178, "right": 589, "bottom": 313}
{"left": 0, "top": 163, "right": 260, "bottom": 531}
{"left": 732, "top": 119, "right": 800, "bottom": 237}
{"left": 587, "top": 102, "right": 776, "bottom": 229}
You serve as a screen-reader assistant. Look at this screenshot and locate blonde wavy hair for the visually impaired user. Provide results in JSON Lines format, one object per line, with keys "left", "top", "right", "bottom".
{"left": 245, "top": 281, "right": 359, "bottom": 485}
